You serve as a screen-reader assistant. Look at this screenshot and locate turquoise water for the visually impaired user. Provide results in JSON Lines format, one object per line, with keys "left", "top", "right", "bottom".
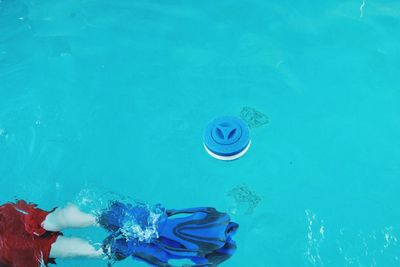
{"left": 1, "top": 0, "right": 400, "bottom": 266}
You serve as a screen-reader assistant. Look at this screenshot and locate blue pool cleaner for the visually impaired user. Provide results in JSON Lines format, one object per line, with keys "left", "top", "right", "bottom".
{"left": 98, "top": 201, "right": 239, "bottom": 267}
{"left": 203, "top": 116, "right": 251, "bottom": 160}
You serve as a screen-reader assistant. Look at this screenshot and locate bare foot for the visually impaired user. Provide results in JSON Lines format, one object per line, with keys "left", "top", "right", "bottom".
{"left": 50, "top": 236, "right": 104, "bottom": 259}
{"left": 43, "top": 204, "right": 96, "bottom": 231}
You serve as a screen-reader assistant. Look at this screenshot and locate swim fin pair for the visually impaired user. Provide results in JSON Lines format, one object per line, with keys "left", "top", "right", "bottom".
{"left": 99, "top": 202, "right": 238, "bottom": 266}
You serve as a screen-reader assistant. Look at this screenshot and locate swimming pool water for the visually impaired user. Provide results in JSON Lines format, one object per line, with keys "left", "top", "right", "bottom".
{"left": 1, "top": 0, "right": 400, "bottom": 266}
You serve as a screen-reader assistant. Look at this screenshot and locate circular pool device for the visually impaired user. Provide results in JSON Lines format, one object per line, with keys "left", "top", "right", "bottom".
{"left": 203, "top": 116, "right": 251, "bottom": 161}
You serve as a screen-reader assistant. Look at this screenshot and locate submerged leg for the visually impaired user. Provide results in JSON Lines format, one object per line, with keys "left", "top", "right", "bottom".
{"left": 43, "top": 204, "right": 97, "bottom": 231}
{"left": 50, "top": 236, "right": 104, "bottom": 259}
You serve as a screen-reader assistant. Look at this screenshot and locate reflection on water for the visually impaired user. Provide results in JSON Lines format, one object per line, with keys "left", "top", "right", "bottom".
{"left": 227, "top": 184, "right": 261, "bottom": 215}
{"left": 240, "top": 106, "right": 269, "bottom": 129}
{"left": 305, "top": 210, "right": 400, "bottom": 267}
{"left": 305, "top": 210, "right": 325, "bottom": 266}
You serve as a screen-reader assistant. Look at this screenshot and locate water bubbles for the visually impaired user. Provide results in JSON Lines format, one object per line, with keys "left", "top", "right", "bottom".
{"left": 120, "top": 205, "right": 163, "bottom": 243}
{"left": 100, "top": 201, "right": 166, "bottom": 263}
{"left": 119, "top": 203, "right": 162, "bottom": 242}
{"left": 102, "top": 201, "right": 165, "bottom": 244}
{"left": 75, "top": 189, "right": 96, "bottom": 207}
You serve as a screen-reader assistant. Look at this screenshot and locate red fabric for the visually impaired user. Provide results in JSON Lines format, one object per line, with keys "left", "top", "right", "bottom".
{"left": 0, "top": 201, "right": 60, "bottom": 267}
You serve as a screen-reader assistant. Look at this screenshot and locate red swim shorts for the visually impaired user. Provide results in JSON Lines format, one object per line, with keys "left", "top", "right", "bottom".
{"left": 0, "top": 200, "right": 60, "bottom": 267}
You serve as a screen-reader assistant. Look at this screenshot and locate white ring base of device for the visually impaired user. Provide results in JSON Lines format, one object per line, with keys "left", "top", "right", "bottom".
{"left": 203, "top": 140, "right": 251, "bottom": 161}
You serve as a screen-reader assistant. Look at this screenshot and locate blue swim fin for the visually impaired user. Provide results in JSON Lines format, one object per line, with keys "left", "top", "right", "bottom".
{"left": 100, "top": 203, "right": 238, "bottom": 267}
{"left": 154, "top": 207, "right": 238, "bottom": 266}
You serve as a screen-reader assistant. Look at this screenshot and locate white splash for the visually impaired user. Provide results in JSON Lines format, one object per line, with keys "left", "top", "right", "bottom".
{"left": 320, "top": 226, "right": 325, "bottom": 238}
{"left": 360, "top": 0, "right": 366, "bottom": 18}
{"left": 120, "top": 207, "right": 163, "bottom": 242}
{"left": 382, "top": 226, "right": 397, "bottom": 249}
{"left": 305, "top": 210, "right": 325, "bottom": 266}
